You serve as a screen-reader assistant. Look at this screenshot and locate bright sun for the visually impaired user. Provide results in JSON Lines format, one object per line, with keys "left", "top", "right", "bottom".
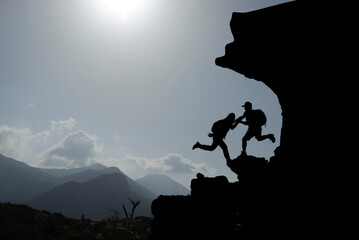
{"left": 96, "top": 0, "right": 147, "bottom": 21}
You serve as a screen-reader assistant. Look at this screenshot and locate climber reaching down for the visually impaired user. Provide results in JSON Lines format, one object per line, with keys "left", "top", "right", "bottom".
{"left": 232, "top": 101, "right": 275, "bottom": 156}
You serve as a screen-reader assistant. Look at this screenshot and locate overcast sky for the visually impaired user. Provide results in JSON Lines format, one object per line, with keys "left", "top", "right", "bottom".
{"left": 0, "top": 0, "right": 291, "bottom": 188}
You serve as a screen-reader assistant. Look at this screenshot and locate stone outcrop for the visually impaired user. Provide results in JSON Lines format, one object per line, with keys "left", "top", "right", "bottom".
{"left": 151, "top": 1, "right": 344, "bottom": 239}
{"left": 216, "top": 1, "right": 342, "bottom": 237}
{"left": 151, "top": 155, "right": 278, "bottom": 240}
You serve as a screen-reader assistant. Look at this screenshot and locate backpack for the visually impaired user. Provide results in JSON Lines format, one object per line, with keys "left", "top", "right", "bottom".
{"left": 251, "top": 109, "right": 267, "bottom": 126}
{"left": 210, "top": 119, "right": 228, "bottom": 138}
{"left": 211, "top": 120, "right": 224, "bottom": 134}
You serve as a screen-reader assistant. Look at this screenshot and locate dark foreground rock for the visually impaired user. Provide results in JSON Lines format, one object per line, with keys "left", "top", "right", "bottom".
{"left": 151, "top": 155, "right": 281, "bottom": 240}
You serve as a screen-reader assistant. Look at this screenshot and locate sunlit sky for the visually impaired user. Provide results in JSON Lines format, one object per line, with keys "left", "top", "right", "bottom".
{"left": 0, "top": 0, "right": 291, "bottom": 188}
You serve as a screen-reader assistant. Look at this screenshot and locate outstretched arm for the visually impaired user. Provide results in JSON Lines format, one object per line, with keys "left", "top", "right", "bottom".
{"left": 231, "top": 115, "right": 245, "bottom": 129}
{"left": 231, "top": 120, "right": 239, "bottom": 130}
{"left": 240, "top": 120, "right": 248, "bottom": 125}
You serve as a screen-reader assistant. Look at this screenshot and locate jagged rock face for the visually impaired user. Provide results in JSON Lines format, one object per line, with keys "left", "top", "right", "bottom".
{"left": 217, "top": 1, "right": 332, "bottom": 185}
{"left": 216, "top": 1, "right": 339, "bottom": 237}
{"left": 216, "top": 1, "right": 330, "bottom": 148}
{"left": 151, "top": 1, "right": 341, "bottom": 239}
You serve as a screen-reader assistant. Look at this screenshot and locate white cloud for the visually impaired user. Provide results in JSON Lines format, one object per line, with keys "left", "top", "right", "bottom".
{"left": 0, "top": 125, "right": 33, "bottom": 161}
{"left": 106, "top": 153, "right": 216, "bottom": 181}
{"left": 50, "top": 118, "right": 77, "bottom": 133}
{"left": 0, "top": 121, "right": 217, "bottom": 187}
{"left": 35, "top": 130, "right": 51, "bottom": 144}
{"left": 40, "top": 130, "right": 102, "bottom": 168}
{"left": 160, "top": 154, "right": 214, "bottom": 174}
{"left": 0, "top": 118, "right": 84, "bottom": 167}
{"left": 101, "top": 153, "right": 216, "bottom": 188}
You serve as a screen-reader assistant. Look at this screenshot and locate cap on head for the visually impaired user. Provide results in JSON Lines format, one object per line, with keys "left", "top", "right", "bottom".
{"left": 242, "top": 101, "right": 252, "bottom": 108}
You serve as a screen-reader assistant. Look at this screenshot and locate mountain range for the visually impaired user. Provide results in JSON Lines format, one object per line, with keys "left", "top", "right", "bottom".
{"left": 0, "top": 154, "right": 190, "bottom": 220}
{"left": 136, "top": 174, "right": 190, "bottom": 196}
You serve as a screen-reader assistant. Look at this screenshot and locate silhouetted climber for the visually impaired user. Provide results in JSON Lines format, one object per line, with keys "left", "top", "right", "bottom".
{"left": 192, "top": 113, "right": 236, "bottom": 161}
{"left": 233, "top": 101, "right": 275, "bottom": 156}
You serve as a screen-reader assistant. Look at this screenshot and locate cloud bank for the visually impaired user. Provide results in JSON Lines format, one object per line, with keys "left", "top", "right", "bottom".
{"left": 0, "top": 125, "right": 34, "bottom": 161}
{"left": 41, "top": 130, "right": 101, "bottom": 168}
{"left": 0, "top": 118, "right": 99, "bottom": 168}
{"left": 104, "top": 153, "right": 216, "bottom": 181}
{"left": 0, "top": 118, "right": 215, "bottom": 187}
{"left": 50, "top": 118, "right": 77, "bottom": 133}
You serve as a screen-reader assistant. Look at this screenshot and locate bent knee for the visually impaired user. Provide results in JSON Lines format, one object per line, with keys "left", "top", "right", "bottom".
{"left": 208, "top": 146, "right": 217, "bottom": 151}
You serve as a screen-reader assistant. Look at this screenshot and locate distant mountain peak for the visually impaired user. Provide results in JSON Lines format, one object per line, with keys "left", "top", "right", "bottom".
{"left": 88, "top": 163, "right": 107, "bottom": 170}
{"left": 136, "top": 174, "right": 190, "bottom": 196}
{"left": 27, "top": 172, "right": 155, "bottom": 220}
{"left": 0, "top": 154, "right": 158, "bottom": 220}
